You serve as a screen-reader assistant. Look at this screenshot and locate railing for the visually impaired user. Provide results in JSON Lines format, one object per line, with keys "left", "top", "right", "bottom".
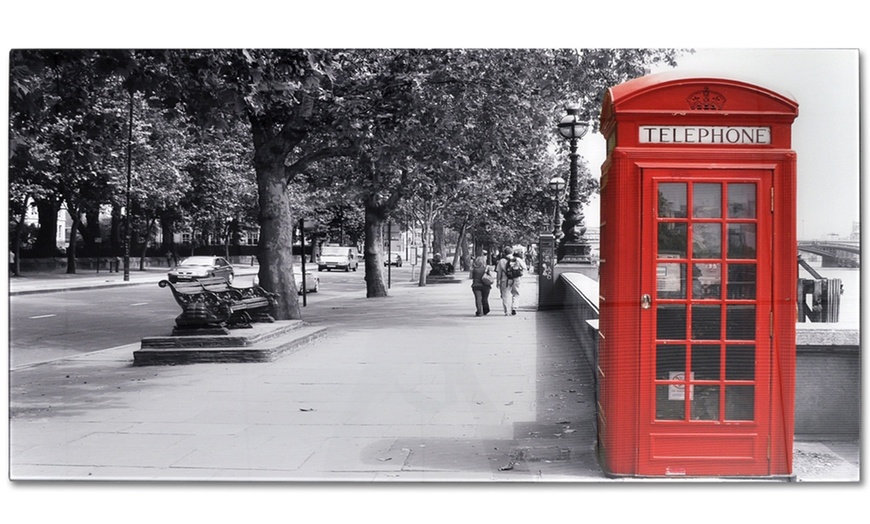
{"left": 797, "top": 256, "right": 842, "bottom": 322}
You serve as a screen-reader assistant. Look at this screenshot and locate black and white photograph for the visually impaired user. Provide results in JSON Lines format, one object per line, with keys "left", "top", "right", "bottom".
{"left": 2, "top": 3, "right": 865, "bottom": 523}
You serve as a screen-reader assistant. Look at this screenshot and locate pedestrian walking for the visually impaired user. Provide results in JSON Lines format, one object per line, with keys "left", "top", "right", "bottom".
{"left": 496, "top": 246, "right": 527, "bottom": 316}
{"left": 469, "top": 255, "right": 494, "bottom": 316}
{"left": 10, "top": 250, "right": 16, "bottom": 276}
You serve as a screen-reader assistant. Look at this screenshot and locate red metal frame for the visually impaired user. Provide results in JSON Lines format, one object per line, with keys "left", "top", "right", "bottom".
{"left": 597, "top": 73, "right": 798, "bottom": 477}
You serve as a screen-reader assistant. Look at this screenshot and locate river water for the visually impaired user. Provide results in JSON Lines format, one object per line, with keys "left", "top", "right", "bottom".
{"left": 799, "top": 261, "right": 861, "bottom": 324}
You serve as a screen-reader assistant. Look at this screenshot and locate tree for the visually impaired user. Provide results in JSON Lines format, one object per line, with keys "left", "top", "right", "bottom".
{"left": 12, "top": 51, "right": 131, "bottom": 272}
{"left": 353, "top": 48, "right": 679, "bottom": 289}
{"left": 154, "top": 49, "right": 354, "bottom": 319}
{"left": 9, "top": 48, "right": 682, "bottom": 304}
{"left": 335, "top": 49, "right": 593, "bottom": 289}
{"left": 10, "top": 50, "right": 70, "bottom": 259}
{"left": 128, "top": 97, "right": 197, "bottom": 262}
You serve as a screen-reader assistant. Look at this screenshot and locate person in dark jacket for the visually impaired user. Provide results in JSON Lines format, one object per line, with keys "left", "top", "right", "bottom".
{"left": 469, "top": 255, "right": 493, "bottom": 316}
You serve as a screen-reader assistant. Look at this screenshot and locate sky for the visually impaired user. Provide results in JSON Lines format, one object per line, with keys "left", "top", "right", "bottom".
{"left": 577, "top": 48, "right": 860, "bottom": 241}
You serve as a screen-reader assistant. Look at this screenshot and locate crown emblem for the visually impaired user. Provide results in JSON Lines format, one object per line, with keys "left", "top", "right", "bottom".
{"left": 687, "top": 87, "right": 726, "bottom": 110}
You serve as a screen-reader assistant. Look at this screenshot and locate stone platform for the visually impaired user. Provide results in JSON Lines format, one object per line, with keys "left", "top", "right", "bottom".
{"left": 425, "top": 274, "right": 462, "bottom": 284}
{"left": 134, "top": 320, "right": 328, "bottom": 366}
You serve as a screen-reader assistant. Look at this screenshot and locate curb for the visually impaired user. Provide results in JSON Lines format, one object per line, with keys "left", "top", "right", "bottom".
{"left": 9, "top": 280, "right": 157, "bottom": 296}
{"left": 9, "top": 269, "right": 262, "bottom": 296}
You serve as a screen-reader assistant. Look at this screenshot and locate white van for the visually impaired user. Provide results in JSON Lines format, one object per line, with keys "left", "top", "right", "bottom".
{"left": 318, "top": 245, "right": 360, "bottom": 272}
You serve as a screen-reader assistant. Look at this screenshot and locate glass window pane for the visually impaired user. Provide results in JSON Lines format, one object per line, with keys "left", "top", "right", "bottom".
{"left": 656, "top": 345, "right": 686, "bottom": 380}
{"left": 727, "top": 224, "right": 757, "bottom": 259}
{"left": 692, "top": 305, "right": 721, "bottom": 340}
{"left": 726, "top": 305, "right": 756, "bottom": 340}
{"left": 693, "top": 183, "right": 722, "bottom": 218}
{"left": 725, "top": 385, "right": 755, "bottom": 421}
{"left": 728, "top": 184, "right": 756, "bottom": 218}
{"left": 692, "top": 223, "right": 722, "bottom": 258}
{"left": 693, "top": 263, "right": 721, "bottom": 299}
{"left": 727, "top": 264, "right": 756, "bottom": 299}
{"left": 659, "top": 183, "right": 687, "bottom": 218}
{"left": 657, "top": 305, "right": 687, "bottom": 340}
{"left": 726, "top": 345, "right": 756, "bottom": 380}
{"left": 656, "top": 384, "right": 685, "bottom": 420}
{"left": 691, "top": 386, "right": 720, "bottom": 421}
{"left": 659, "top": 223, "right": 687, "bottom": 258}
{"left": 657, "top": 263, "right": 686, "bottom": 298}
{"left": 692, "top": 345, "right": 721, "bottom": 380}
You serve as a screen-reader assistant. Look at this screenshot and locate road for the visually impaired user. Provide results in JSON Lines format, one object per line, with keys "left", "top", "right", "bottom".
{"left": 9, "top": 265, "right": 417, "bottom": 369}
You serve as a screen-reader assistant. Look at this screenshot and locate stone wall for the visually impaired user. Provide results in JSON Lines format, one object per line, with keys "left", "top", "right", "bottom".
{"left": 794, "top": 325, "right": 861, "bottom": 438}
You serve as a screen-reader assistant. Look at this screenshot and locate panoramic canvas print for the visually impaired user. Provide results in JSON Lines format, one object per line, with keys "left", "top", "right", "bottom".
{"left": 7, "top": 48, "right": 859, "bottom": 484}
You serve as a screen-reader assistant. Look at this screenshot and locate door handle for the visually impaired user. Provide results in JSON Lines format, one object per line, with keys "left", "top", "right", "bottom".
{"left": 641, "top": 294, "right": 652, "bottom": 310}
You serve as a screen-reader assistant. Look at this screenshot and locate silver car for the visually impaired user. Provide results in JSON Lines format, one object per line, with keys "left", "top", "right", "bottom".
{"left": 293, "top": 265, "right": 320, "bottom": 294}
{"left": 168, "top": 256, "right": 235, "bottom": 283}
{"left": 384, "top": 252, "right": 403, "bottom": 267}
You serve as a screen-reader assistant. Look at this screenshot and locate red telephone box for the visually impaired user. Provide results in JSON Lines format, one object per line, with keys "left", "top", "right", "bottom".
{"left": 597, "top": 72, "right": 799, "bottom": 477}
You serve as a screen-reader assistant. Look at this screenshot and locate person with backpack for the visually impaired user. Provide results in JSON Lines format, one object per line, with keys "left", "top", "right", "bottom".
{"left": 496, "top": 246, "right": 527, "bottom": 316}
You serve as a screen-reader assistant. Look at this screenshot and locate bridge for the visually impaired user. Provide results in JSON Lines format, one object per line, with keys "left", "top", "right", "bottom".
{"left": 797, "top": 240, "right": 860, "bottom": 268}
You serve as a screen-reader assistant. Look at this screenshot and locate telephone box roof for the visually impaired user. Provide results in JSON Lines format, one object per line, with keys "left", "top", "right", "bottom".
{"left": 601, "top": 70, "right": 798, "bottom": 121}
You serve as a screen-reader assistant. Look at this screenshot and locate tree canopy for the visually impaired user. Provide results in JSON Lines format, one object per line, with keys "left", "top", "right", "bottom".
{"left": 9, "top": 48, "right": 682, "bottom": 314}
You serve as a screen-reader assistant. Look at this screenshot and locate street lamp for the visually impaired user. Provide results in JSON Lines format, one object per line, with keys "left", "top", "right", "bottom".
{"left": 123, "top": 88, "right": 134, "bottom": 281}
{"left": 548, "top": 175, "right": 565, "bottom": 238}
{"left": 556, "top": 104, "right": 592, "bottom": 264}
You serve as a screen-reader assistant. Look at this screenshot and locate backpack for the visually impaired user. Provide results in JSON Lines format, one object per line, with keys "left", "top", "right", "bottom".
{"left": 504, "top": 257, "right": 524, "bottom": 279}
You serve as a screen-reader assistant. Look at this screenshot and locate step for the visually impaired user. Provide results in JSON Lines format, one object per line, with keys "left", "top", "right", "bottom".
{"left": 140, "top": 320, "right": 306, "bottom": 349}
{"left": 133, "top": 321, "right": 327, "bottom": 365}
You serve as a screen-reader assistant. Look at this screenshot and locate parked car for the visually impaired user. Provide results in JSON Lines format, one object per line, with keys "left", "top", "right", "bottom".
{"left": 293, "top": 265, "right": 320, "bottom": 294}
{"left": 318, "top": 245, "right": 360, "bottom": 272}
{"left": 384, "top": 252, "right": 403, "bottom": 267}
{"left": 167, "top": 256, "right": 234, "bottom": 283}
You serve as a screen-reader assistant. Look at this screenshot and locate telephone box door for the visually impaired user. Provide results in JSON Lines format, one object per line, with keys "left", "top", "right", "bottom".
{"left": 638, "top": 168, "right": 774, "bottom": 476}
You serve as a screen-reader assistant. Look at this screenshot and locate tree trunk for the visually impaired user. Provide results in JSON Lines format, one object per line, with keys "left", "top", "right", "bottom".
{"left": 230, "top": 218, "right": 241, "bottom": 255}
{"left": 452, "top": 219, "right": 468, "bottom": 271}
{"left": 12, "top": 194, "right": 29, "bottom": 276}
{"left": 433, "top": 220, "right": 444, "bottom": 258}
{"left": 79, "top": 207, "right": 100, "bottom": 254}
{"left": 33, "top": 197, "right": 61, "bottom": 257}
{"left": 417, "top": 216, "right": 431, "bottom": 287}
{"left": 66, "top": 208, "right": 80, "bottom": 274}
{"left": 160, "top": 209, "right": 175, "bottom": 255}
{"left": 363, "top": 203, "right": 388, "bottom": 297}
{"left": 111, "top": 203, "right": 122, "bottom": 256}
{"left": 139, "top": 217, "right": 155, "bottom": 270}
{"left": 255, "top": 154, "right": 301, "bottom": 320}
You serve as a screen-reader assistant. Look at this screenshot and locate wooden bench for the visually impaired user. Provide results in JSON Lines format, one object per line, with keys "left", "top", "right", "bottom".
{"left": 159, "top": 277, "right": 278, "bottom": 334}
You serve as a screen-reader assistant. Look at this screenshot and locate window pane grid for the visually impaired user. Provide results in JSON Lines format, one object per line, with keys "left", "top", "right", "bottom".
{"left": 653, "top": 181, "right": 760, "bottom": 423}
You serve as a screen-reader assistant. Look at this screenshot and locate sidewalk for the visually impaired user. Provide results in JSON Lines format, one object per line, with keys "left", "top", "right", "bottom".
{"left": 7, "top": 270, "right": 860, "bottom": 482}
{"left": 8, "top": 264, "right": 261, "bottom": 296}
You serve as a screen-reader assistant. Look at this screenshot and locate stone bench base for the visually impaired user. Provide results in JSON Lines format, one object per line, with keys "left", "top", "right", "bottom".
{"left": 134, "top": 321, "right": 327, "bottom": 365}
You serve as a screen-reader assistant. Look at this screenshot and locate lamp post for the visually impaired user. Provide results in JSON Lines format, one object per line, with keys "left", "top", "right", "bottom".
{"left": 123, "top": 88, "right": 134, "bottom": 281}
{"left": 548, "top": 175, "right": 565, "bottom": 238}
{"left": 556, "top": 104, "right": 591, "bottom": 263}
